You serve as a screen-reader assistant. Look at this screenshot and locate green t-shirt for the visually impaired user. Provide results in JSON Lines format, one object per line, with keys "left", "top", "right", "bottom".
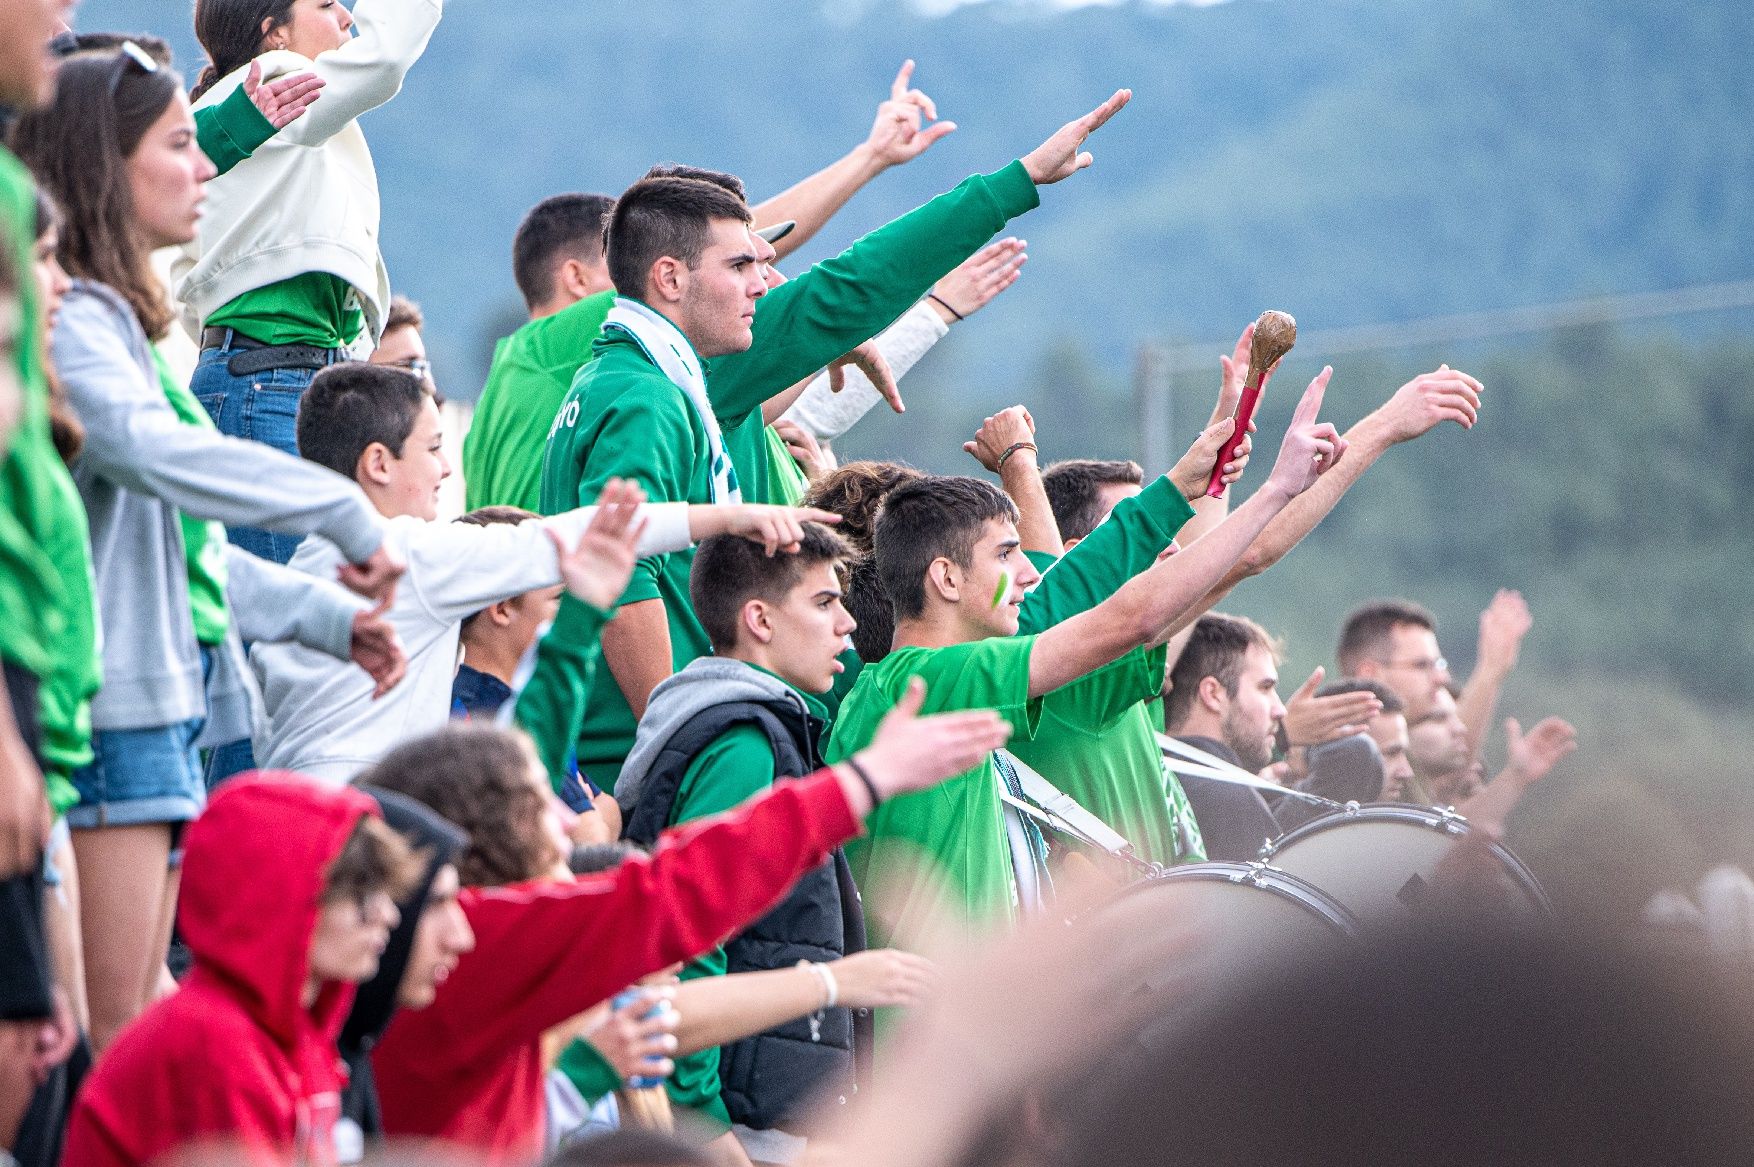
{"left": 1008, "top": 478, "right": 1206, "bottom": 867}
{"left": 151, "top": 348, "right": 230, "bottom": 645}
{"left": 762, "top": 423, "right": 811, "bottom": 506}
{"left": 0, "top": 149, "right": 98, "bottom": 812}
{"left": 205, "top": 270, "right": 364, "bottom": 349}
{"left": 535, "top": 163, "right": 1043, "bottom": 786}
{"left": 827, "top": 637, "right": 1045, "bottom": 943}
{"left": 463, "top": 292, "right": 615, "bottom": 513}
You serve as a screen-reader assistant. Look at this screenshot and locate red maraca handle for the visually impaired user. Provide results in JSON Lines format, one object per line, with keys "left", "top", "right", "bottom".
{"left": 1206, "top": 376, "right": 1265, "bottom": 498}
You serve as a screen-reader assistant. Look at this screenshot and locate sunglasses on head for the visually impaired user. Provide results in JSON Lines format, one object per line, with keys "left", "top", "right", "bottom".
{"left": 105, "top": 40, "right": 161, "bottom": 94}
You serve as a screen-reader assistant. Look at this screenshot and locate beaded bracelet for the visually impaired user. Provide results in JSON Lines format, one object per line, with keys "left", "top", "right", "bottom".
{"left": 995, "top": 441, "right": 1038, "bottom": 470}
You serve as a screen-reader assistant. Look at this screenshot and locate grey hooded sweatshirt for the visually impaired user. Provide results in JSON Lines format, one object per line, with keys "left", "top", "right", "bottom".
{"left": 615, "top": 656, "right": 811, "bottom": 816}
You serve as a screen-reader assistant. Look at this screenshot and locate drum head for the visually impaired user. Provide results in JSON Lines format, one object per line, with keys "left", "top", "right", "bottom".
{"left": 1262, "top": 804, "right": 1550, "bottom": 924}
{"left": 1102, "top": 863, "right": 1356, "bottom": 992}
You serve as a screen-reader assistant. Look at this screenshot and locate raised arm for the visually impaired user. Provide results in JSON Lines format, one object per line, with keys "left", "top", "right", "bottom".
{"left": 1197, "top": 365, "right": 1483, "bottom": 605}
{"left": 709, "top": 90, "right": 1130, "bottom": 425}
{"left": 753, "top": 60, "right": 957, "bottom": 259}
{"left": 965, "top": 406, "right": 1063, "bottom": 558}
{"left": 249, "top": 0, "right": 443, "bottom": 147}
{"left": 1027, "top": 374, "right": 1345, "bottom": 698}
{"left": 1455, "top": 590, "right": 1532, "bottom": 764}
{"left": 399, "top": 685, "right": 1009, "bottom": 1059}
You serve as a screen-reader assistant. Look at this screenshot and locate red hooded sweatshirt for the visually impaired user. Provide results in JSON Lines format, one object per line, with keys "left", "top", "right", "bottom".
{"left": 65, "top": 774, "right": 380, "bottom": 1167}
{"left": 373, "top": 767, "right": 862, "bottom": 1164}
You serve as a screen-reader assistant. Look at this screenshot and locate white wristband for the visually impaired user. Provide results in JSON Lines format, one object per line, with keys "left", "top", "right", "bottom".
{"left": 799, "top": 960, "right": 838, "bottom": 1009}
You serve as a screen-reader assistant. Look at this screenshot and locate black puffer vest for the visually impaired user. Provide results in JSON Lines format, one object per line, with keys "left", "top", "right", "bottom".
{"left": 622, "top": 696, "right": 869, "bottom": 1129}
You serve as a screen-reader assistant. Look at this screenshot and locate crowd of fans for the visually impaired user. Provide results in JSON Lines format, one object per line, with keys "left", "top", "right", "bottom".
{"left": 1, "top": 2, "right": 1745, "bottom": 1166}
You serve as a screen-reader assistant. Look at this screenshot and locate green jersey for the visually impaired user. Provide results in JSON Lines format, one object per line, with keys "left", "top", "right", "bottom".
{"left": 0, "top": 149, "right": 98, "bottom": 812}
{"left": 463, "top": 292, "right": 614, "bottom": 513}
{"left": 827, "top": 636, "right": 1045, "bottom": 941}
{"left": 1010, "top": 477, "right": 1207, "bottom": 866}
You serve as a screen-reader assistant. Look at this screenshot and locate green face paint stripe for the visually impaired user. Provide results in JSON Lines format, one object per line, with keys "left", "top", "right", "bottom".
{"left": 992, "top": 570, "right": 1012, "bottom": 610}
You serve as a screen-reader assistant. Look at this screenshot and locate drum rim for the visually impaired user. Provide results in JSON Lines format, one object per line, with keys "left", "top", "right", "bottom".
{"left": 1261, "top": 803, "right": 1553, "bottom": 916}
{"left": 1113, "top": 861, "right": 1361, "bottom": 935}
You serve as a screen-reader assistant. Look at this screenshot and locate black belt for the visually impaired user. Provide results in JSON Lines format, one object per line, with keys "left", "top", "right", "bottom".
{"left": 200, "top": 327, "right": 348, "bottom": 377}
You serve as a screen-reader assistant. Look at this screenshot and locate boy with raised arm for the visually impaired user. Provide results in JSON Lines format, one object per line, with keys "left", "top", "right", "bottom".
{"left": 827, "top": 376, "right": 1347, "bottom": 945}
{"left": 252, "top": 362, "right": 831, "bottom": 782}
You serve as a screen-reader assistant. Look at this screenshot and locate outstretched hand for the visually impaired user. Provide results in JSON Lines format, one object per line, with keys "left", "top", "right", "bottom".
{"left": 723, "top": 505, "right": 843, "bottom": 557}
{"left": 1503, "top": 716, "right": 1577, "bottom": 786}
{"left": 931, "top": 238, "right": 1028, "bottom": 323}
{"left": 850, "top": 678, "right": 1013, "bottom": 804}
{"left": 1375, "top": 364, "right": 1483, "bottom": 443}
{"left": 1282, "top": 666, "right": 1383, "bottom": 748}
{"left": 1263, "top": 366, "right": 1346, "bottom": 499}
{"left": 1022, "top": 89, "right": 1132, "bottom": 185}
{"left": 1477, "top": 588, "right": 1533, "bottom": 677}
{"left": 829, "top": 340, "right": 902, "bottom": 414}
{"left": 549, "top": 478, "right": 648, "bottom": 610}
{"left": 866, "top": 60, "right": 958, "bottom": 168}
{"left": 1211, "top": 321, "right": 1265, "bottom": 428}
{"left": 242, "top": 59, "right": 325, "bottom": 130}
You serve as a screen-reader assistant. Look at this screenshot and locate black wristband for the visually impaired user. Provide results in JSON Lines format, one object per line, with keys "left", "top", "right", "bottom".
{"left": 845, "top": 757, "right": 883, "bottom": 810}
{"left": 928, "top": 292, "right": 966, "bottom": 322}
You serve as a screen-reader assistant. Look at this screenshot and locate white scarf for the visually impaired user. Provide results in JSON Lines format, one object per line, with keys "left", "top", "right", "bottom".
{"left": 603, "top": 297, "right": 741, "bottom": 503}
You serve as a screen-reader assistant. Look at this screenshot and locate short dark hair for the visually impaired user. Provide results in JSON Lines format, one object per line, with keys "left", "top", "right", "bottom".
{"left": 604, "top": 177, "right": 752, "bottom": 300}
{"left": 1164, "top": 613, "right": 1281, "bottom": 731}
{"left": 690, "top": 523, "right": 851, "bottom": 653}
{"left": 357, "top": 724, "right": 553, "bottom": 888}
{"left": 1041, "top": 459, "right": 1144, "bottom": 544}
{"left": 298, "top": 361, "right": 435, "bottom": 479}
{"left": 873, "top": 476, "right": 1019, "bottom": 622}
{"left": 642, "top": 163, "right": 747, "bottom": 202}
{"left": 320, "top": 815, "right": 422, "bottom": 908}
{"left": 1316, "top": 677, "right": 1405, "bottom": 716}
{"left": 1337, "top": 600, "right": 1438, "bottom": 675}
{"left": 384, "top": 294, "right": 424, "bottom": 335}
{"left": 511, "top": 193, "right": 615, "bottom": 311}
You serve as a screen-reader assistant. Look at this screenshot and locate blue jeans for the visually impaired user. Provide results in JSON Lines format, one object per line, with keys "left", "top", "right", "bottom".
{"left": 190, "top": 342, "right": 318, "bottom": 566}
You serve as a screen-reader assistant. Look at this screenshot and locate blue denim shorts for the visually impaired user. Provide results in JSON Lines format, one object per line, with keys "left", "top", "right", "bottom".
{"left": 64, "top": 717, "right": 207, "bottom": 831}
{"left": 191, "top": 343, "right": 319, "bottom": 566}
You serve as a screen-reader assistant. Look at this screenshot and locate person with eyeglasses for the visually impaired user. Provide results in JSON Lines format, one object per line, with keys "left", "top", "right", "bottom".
{"left": 177, "top": 0, "right": 447, "bottom": 566}
{"left": 1336, "top": 598, "right": 1455, "bottom": 726}
{"left": 11, "top": 45, "right": 410, "bottom": 1055}
{"left": 369, "top": 293, "right": 437, "bottom": 393}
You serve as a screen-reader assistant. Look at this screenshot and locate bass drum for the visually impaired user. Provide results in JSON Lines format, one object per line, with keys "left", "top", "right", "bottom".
{"left": 1260, "top": 804, "right": 1551, "bottom": 925}
{"left": 1100, "top": 862, "right": 1356, "bottom": 992}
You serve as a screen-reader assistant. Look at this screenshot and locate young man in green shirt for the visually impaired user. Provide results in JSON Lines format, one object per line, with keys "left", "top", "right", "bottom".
{"left": 825, "top": 374, "right": 1350, "bottom": 948}
{"left": 538, "top": 90, "right": 1133, "bottom": 792}
{"left": 613, "top": 524, "right": 931, "bottom": 1155}
{"left": 467, "top": 63, "right": 959, "bottom": 514}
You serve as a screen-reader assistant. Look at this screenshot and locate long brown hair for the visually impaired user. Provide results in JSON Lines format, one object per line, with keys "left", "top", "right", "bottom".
{"left": 32, "top": 189, "right": 84, "bottom": 464}
{"left": 11, "top": 51, "right": 183, "bottom": 341}
{"left": 190, "top": 0, "right": 298, "bottom": 102}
